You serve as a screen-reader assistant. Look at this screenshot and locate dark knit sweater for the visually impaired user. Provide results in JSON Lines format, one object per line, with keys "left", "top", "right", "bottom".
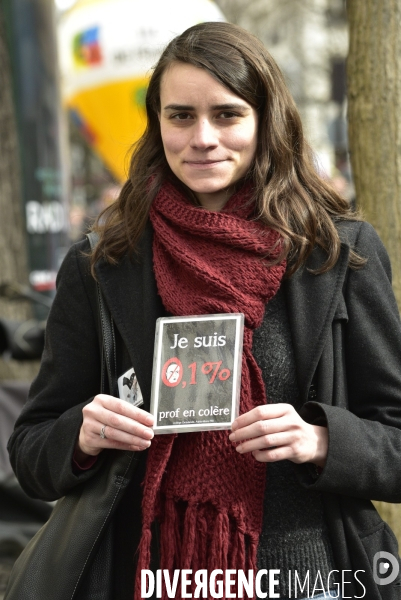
{"left": 252, "top": 288, "right": 337, "bottom": 597}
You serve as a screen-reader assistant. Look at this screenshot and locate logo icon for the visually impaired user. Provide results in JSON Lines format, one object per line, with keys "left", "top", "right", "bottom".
{"left": 73, "top": 26, "right": 103, "bottom": 68}
{"left": 373, "top": 551, "right": 400, "bottom": 585}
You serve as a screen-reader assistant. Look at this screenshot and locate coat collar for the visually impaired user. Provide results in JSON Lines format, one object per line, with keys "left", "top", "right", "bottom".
{"left": 95, "top": 221, "right": 355, "bottom": 405}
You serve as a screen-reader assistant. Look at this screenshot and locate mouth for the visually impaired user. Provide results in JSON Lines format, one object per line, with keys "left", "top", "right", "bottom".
{"left": 184, "top": 159, "right": 226, "bottom": 167}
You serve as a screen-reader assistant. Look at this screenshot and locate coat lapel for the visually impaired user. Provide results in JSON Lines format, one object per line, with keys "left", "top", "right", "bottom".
{"left": 283, "top": 242, "right": 350, "bottom": 402}
{"left": 95, "top": 223, "right": 165, "bottom": 404}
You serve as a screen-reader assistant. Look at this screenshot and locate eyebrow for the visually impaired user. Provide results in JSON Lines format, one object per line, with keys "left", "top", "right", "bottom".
{"left": 163, "top": 103, "right": 250, "bottom": 112}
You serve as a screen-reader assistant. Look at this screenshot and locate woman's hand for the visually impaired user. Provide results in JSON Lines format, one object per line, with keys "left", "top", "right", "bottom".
{"left": 229, "top": 403, "right": 328, "bottom": 468}
{"left": 76, "top": 394, "right": 154, "bottom": 459}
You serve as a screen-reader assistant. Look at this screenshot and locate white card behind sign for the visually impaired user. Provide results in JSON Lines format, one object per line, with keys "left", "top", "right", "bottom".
{"left": 118, "top": 368, "right": 144, "bottom": 407}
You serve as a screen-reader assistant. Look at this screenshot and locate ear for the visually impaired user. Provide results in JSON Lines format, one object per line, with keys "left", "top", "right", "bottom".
{"left": 157, "top": 112, "right": 161, "bottom": 122}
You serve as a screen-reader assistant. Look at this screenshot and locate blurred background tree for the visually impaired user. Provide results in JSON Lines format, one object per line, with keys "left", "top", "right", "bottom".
{"left": 0, "top": 5, "right": 39, "bottom": 382}
{"left": 347, "top": 0, "right": 401, "bottom": 543}
{"left": 347, "top": 0, "right": 401, "bottom": 307}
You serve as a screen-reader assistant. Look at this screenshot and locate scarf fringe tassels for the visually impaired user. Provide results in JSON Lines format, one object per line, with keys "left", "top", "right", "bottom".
{"left": 134, "top": 500, "right": 259, "bottom": 600}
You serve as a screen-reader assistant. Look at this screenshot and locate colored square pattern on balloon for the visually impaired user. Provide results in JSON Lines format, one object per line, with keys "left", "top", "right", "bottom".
{"left": 72, "top": 26, "right": 103, "bottom": 68}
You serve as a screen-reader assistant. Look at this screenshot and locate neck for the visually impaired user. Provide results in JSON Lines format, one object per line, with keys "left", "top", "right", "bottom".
{"left": 194, "top": 187, "right": 234, "bottom": 212}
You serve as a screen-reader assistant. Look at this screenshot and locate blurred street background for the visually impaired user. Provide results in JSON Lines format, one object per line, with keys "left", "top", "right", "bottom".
{"left": 0, "top": 0, "right": 401, "bottom": 596}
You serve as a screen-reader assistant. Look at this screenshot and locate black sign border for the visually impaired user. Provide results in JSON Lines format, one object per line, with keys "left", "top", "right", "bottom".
{"left": 150, "top": 313, "right": 244, "bottom": 434}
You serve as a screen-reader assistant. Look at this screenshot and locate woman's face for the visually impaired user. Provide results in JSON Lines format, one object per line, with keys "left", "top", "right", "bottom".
{"left": 159, "top": 62, "right": 258, "bottom": 211}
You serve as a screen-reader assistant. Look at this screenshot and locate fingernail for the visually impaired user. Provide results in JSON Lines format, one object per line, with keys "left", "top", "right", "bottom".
{"left": 229, "top": 432, "right": 236, "bottom": 441}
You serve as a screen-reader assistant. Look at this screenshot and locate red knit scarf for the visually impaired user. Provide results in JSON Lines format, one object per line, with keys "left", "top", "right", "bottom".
{"left": 135, "top": 180, "right": 286, "bottom": 599}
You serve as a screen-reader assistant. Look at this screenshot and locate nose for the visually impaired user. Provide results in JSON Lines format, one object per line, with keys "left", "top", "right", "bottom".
{"left": 190, "top": 118, "right": 218, "bottom": 150}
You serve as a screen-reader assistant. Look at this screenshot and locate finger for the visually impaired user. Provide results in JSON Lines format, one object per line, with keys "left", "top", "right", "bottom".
{"left": 85, "top": 403, "right": 154, "bottom": 441}
{"left": 229, "top": 414, "right": 289, "bottom": 443}
{"left": 78, "top": 421, "right": 151, "bottom": 456}
{"left": 103, "top": 408, "right": 154, "bottom": 440}
{"left": 251, "top": 445, "right": 295, "bottom": 463}
{"left": 79, "top": 419, "right": 152, "bottom": 454}
{"left": 231, "top": 403, "right": 292, "bottom": 432}
{"left": 96, "top": 422, "right": 152, "bottom": 449}
{"left": 235, "top": 431, "right": 293, "bottom": 454}
{"left": 96, "top": 437, "right": 151, "bottom": 453}
{"left": 95, "top": 394, "right": 154, "bottom": 427}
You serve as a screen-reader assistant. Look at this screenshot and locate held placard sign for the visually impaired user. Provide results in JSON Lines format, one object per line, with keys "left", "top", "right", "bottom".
{"left": 150, "top": 314, "right": 244, "bottom": 434}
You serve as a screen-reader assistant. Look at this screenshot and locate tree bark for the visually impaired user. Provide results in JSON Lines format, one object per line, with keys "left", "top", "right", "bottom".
{"left": 0, "top": 7, "right": 39, "bottom": 381}
{"left": 347, "top": 0, "right": 401, "bottom": 546}
{"left": 347, "top": 0, "right": 401, "bottom": 306}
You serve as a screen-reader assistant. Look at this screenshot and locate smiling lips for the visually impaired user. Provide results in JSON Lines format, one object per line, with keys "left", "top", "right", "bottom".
{"left": 184, "top": 159, "right": 227, "bottom": 167}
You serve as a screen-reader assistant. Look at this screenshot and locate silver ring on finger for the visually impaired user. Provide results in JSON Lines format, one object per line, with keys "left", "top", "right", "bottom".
{"left": 100, "top": 424, "right": 107, "bottom": 439}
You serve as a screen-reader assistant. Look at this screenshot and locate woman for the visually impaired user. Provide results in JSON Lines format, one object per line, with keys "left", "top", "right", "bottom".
{"left": 8, "top": 21, "right": 401, "bottom": 600}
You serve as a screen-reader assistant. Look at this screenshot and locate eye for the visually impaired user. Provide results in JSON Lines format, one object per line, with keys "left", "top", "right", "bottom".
{"left": 170, "top": 112, "right": 193, "bottom": 121}
{"left": 217, "top": 111, "right": 239, "bottom": 120}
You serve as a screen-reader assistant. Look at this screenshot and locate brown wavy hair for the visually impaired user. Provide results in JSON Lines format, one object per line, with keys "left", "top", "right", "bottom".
{"left": 91, "top": 21, "right": 363, "bottom": 276}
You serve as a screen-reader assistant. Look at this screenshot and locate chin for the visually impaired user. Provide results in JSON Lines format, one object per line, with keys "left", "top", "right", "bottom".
{"left": 184, "top": 180, "right": 231, "bottom": 195}
{"left": 191, "top": 187, "right": 227, "bottom": 195}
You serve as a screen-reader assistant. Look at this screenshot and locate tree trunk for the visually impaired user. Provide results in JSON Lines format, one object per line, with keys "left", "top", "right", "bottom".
{"left": 347, "top": 0, "right": 401, "bottom": 305}
{"left": 347, "top": 0, "right": 401, "bottom": 546}
{"left": 0, "top": 7, "right": 39, "bottom": 381}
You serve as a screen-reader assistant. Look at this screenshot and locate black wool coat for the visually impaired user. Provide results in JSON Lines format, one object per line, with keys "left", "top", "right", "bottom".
{"left": 7, "top": 220, "right": 401, "bottom": 600}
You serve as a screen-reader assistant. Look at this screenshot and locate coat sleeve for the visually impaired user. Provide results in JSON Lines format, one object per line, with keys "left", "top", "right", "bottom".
{"left": 298, "top": 221, "right": 401, "bottom": 502}
{"left": 7, "top": 239, "right": 107, "bottom": 501}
